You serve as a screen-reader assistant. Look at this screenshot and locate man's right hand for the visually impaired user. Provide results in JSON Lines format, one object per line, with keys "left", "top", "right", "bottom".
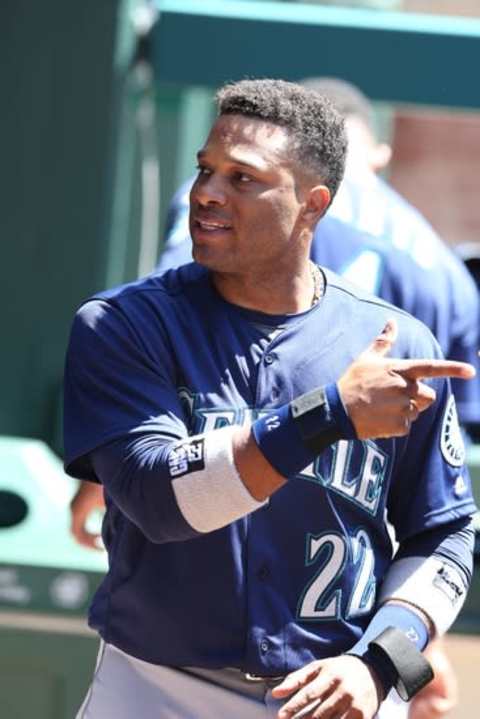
{"left": 338, "top": 319, "right": 475, "bottom": 440}
{"left": 272, "top": 654, "right": 383, "bottom": 719}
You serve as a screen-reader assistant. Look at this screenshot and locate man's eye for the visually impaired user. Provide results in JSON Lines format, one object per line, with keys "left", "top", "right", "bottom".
{"left": 196, "top": 165, "right": 212, "bottom": 176}
{"left": 234, "top": 172, "right": 252, "bottom": 183}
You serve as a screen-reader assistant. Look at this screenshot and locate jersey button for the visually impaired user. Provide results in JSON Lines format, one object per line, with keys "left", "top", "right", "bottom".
{"left": 258, "top": 565, "right": 270, "bottom": 581}
{"left": 260, "top": 640, "right": 269, "bottom": 653}
{"left": 264, "top": 354, "right": 275, "bottom": 365}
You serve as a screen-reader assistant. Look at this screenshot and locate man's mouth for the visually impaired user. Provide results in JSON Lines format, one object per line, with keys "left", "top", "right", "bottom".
{"left": 194, "top": 218, "right": 232, "bottom": 232}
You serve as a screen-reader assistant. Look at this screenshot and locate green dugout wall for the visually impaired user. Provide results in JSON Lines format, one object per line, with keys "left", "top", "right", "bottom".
{"left": 152, "top": 1, "right": 480, "bottom": 109}
{"left": 0, "top": 0, "right": 141, "bottom": 448}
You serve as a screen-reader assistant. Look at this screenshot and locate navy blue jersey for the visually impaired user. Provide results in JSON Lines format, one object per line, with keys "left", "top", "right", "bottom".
{"left": 64, "top": 264, "right": 476, "bottom": 672}
{"left": 157, "top": 178, "right": 480, "bottom": 425}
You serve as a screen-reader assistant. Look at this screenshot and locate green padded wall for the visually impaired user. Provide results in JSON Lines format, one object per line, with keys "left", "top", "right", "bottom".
{"left": 0, "top": 0, "right": 138, "bottom": 449}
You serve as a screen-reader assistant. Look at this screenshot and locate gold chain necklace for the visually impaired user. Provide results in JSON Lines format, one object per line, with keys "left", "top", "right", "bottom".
{"left": 309, "top": 261, "right": 325, "bottom": 307}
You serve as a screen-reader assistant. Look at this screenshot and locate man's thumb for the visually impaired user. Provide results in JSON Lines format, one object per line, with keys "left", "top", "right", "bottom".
{"left": 362, "top": 319, "right": 398, "bottom": 358}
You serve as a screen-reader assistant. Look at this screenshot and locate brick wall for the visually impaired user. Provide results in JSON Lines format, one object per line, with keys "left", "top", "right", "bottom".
{"left": 386, "top": 1, "right": 480, "bottom": 247}
{"left": 403, "top": 0, "right": 480, "bottom": 17}
{"left": 389, "top": 111, "right": 480, "bottom": 247}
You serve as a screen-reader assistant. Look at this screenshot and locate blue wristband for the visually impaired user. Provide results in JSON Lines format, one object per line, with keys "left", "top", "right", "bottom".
{"left": 252, "top": 382, "right": 356, "bottom": 479}
{"left": 349, "top": 604, "right": 429, "bottom": 657}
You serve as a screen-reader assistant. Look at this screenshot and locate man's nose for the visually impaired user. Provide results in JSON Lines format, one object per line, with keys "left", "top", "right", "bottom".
{"left": 192, "top": 173, "right": 227, "bottom": 207}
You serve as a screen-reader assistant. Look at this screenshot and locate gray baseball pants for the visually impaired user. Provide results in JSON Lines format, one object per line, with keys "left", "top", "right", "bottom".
{"left": 76, "top": 641, "right": 409, "bottom": 718}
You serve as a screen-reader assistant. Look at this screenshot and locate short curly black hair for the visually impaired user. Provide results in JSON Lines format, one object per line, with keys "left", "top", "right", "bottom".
{"left": 300, "top": 77, "right": 374, "bottom": 132}
{"left": 215, "top": 78, "right": 347, "bottom": 200}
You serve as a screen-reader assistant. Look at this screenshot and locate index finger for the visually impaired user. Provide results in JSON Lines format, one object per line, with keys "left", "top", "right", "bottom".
{"left": 393, "top": 359, "right": 476, "bottom": 381}
{"left": 291, "top": 698, "right": 322, "bottom": 719}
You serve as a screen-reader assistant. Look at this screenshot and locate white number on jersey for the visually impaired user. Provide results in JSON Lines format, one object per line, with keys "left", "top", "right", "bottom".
{"left": 297, "top": 529, "right": 376, "bottom": 621}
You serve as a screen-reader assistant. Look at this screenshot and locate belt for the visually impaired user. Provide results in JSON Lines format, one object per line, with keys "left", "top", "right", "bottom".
{"left": 244, "top": 672, "right": 285, "bottom": 687}
{"left": 180, "top": 666, "right": 285, "bottom": 700}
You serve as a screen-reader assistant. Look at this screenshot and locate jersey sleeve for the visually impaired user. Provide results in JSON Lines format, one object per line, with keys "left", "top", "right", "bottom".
{"left": 63, "top": 297, "right": 204, "bottom": 542}
{"left": 387, "top": 333, "right": 477, "bottom": 543}
{"left": 64, "top": 298, "right": 187, "bottom": 479}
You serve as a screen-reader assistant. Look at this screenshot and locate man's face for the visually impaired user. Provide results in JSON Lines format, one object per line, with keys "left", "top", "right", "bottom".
{"left": 189, "top": 114, "right": 313, "bottom": 276}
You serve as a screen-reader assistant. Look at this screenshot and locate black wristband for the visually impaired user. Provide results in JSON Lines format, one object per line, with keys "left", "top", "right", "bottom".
{"left": 365, "top": 627, "right": 434, "bottom": 701}
{"left": 291, "top": 384, "right": 356, "bottom": 454}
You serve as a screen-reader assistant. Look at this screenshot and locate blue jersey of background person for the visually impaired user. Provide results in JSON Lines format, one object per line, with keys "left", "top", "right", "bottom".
{"left": 157, "top": 177, "right": 480, "bottom": 431}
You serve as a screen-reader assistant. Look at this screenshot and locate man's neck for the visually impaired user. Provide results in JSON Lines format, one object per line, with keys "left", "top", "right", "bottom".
{"left": 211, "top": 263, "right": 319, "bottom": 315}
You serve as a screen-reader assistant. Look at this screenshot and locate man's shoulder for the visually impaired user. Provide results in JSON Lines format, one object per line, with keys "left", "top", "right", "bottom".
{"left": 323, "top": 265, "right": 406, "bottom": 313}
{"left": 69, "top": 264, "right": 213, "bottom": 362}
{"left": 322, "top": 267, "right": 441, "bottom": 357}
{"left": 314, "top": 216, "right": 461, "bottom": 335}
{"left": 90, "top": 263, "right": 208, "bottom": 308}
{"left": 72, "top": 264, "right": 210, "bottom": 339}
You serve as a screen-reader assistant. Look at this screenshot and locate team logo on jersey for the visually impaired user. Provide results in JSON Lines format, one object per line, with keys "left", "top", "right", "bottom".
{"left": 168, "top": 438, "right": 205, "bottom": 478}
{"left": 440, "top": 395, "right": 465, "bottom": 468}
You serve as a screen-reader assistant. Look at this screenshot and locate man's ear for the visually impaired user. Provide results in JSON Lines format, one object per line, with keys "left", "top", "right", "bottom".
{"left": 369, "top": 141, "right": 392, "bottom": 172}
{"left": 303, "top": 185, "right": 331, "bottom": 224}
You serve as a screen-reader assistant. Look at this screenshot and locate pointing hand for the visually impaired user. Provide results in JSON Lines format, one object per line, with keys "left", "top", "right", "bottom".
{"left": 337, "top": 319, "right": 475, "bottom": 440}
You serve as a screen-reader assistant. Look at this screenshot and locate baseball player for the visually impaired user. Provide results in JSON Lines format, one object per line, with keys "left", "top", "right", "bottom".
{"left": 64, "top": 79, "right": 476, "bottom": 719}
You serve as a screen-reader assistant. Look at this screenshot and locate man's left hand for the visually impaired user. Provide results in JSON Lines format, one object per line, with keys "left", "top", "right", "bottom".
{"left": 272, "top": 655, "right": 384, "bottom": 719}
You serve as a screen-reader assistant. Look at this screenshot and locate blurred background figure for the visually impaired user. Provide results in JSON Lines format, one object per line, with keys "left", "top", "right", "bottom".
{"left": 456, "top": 242, "right": 480, "bottom": 297}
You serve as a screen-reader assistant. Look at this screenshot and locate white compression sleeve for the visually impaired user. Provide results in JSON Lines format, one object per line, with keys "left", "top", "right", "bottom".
{"left": 378, "top": 555, "right": 469, "bottom": 636}
{"left": 170, "top": 426, "right": 266, "bottom": 533}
